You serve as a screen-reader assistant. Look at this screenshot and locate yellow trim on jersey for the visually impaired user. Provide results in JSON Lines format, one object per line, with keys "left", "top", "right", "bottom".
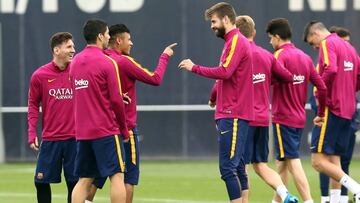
{"left": 223, "top": 34, "right": 239, "bottom": 68}
{"left": 105, "top": 55, "right": 123, "bottom": 95}
{"left": 114, "top": 134, "right": 125, "bottom": 172}
{"left": 230, "top": 118, "right": 238, "bottom": 159}
{"left": 313, "top": 64, "right": 320, "bottom": 95}
{"left": 276, "top": 123, "right": 285, "bottom": 158}
{"left": 274, "top": 48, "right": 284, "bottom": 59}
{"left": 129, "top": 130, "right": 136, "bottom": 165}
{"left": 318, "top": 106, "right": 329, "bottom": 153}
{"left": 321, "top": 40, "right": 329, "bottom": 66}
{"left": 124, "top": 55, "right": 155, "bottom": 76}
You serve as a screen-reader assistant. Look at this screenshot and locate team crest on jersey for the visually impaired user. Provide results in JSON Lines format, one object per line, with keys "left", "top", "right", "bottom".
{"left": 37, "top": 172, "right": 44, "bottom": 180}
{"left": 49, "top": 88, "right": 73, "bottom": 100}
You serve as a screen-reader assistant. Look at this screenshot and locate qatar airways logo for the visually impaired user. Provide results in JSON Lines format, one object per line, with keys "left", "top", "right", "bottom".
{"left": 344, "top": 61, "right": 354, "bottom": 71}
{"left": 49, "top": 88, "right": 73, "bottom": 100}
{"left": 293, "top": 75, "right": 305, "bottom": 85}
{"left": 253, "top": 73, "right": 266, "bottom": 84}
{"left": 75, "top": 79, "right": 89, "bottom": 90}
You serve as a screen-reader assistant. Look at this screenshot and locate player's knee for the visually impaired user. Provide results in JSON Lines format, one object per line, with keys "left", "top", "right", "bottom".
{"left": 253, "top": 163, "right": 263, "bottom": 175}
{"left": 311, "top": 155, "right": 323, "bottom": 171}
{"left": 220, "top": 169, "right": 236, "bottom": 181}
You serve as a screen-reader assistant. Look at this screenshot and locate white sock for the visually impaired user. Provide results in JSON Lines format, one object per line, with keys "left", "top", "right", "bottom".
{"left": 340, "top": 174, "right": 360, "bottom": 194}
{"left": 85, "top": 201, "right": 93, "bottom": 203}
{"left": 304, "top": 200, "right": 314, "bottom": 203}
{"left": 321, "top": 196, "right": 330, "bottom": 203}
{"left": 340, "top": 195, "right": 349, "bottom": 203}
{"left": 271, "top": 201, "right": 280, "bottom": 203}
{"left": 276, "top": 184, "right": 288, "bottom": 201}
{"left": 330, "top": 189, "right": 341, "bottom": 203}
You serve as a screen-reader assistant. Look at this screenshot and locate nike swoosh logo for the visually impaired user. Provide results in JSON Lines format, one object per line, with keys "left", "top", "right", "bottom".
{"left": 310, "top": 146, "right": 316, "bottom": 149}
{"left": 220, "top": 130, "right": 230, "bottom": 135}
{"left": 48, "top": 79, "right": 56, "bottom": 83}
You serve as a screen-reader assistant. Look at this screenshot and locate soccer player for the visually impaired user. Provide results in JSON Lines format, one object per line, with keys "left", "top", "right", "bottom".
{"left": 266, "top": 18, "right": 327, "bottom": 203}
{"left": 178, "top": 2, "right": 253, "bottom": 202}
{"left": 232, "top": 15, "right": 298, "bottom": 203}
{"left": 85, "top": 24, "right": 177, "bottom": 203}
{"left": 70, "top": 19, "right": 130, "bottom": 203}
{"left": 303, "top": 21, "right": 360, "bottom": 203}
{"left": 27, "top": 32, "right": 77, "bottom": 203}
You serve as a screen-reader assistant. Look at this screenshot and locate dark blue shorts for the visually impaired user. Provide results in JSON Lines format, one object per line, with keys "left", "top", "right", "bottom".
{"left": 93, "top": 128, "right": 140, "bottom": 188}
{"left": 74, "top": 135, "right": 126, "bottom": 179}
{"left": 244, "top": 126, "right": 269, "bottom": 164}
{"left": 35, "top": 138, "right": 78, "bottom": 183}
{"left": 216, "top": 118, "right": 249, "bottom": 178}
{"left": 311, "top": 109, "right": 351, "bottom": 155}
{"left": 273, "top": 123, "right": 303, "bottom": 160}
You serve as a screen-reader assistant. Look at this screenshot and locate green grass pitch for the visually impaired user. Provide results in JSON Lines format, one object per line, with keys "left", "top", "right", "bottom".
{"left": 0, "top": 160, "right": 360, "bottom": 202}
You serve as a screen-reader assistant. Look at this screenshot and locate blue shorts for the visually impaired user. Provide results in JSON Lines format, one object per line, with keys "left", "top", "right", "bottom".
{"left": 35, "top": 138, "right": 78, "bottom": 183}
{"left": 93, "top": 128, "right": 140, "bottom": 188}
{"left": 273, "top": 123, "right": 303, "bottom": 160}
{"left": 244, "top": 126, "right": 269, "bottom": 164}
{"left": 217, "top": 118, "right": 248, "bottom": 178}
{"left": 311, "top": 109, "right": 351, "bottom": 155}
{"left": 74, "top": 135, "right": 126, "bottom": 178}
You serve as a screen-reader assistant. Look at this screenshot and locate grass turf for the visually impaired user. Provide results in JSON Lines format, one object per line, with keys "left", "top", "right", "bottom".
{"left": 0, "top": 159, "right": 359, "bottom": 202}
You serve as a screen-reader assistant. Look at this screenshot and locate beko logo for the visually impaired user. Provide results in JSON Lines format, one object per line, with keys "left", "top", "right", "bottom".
{"left": 75, "top": 79, "right": 89, "bottom": 90}
{"left": 253, "top": 73, "right": 266, "bottom": 84}
{"left": 0, "top": 0, "right": 144, "bottom": 14}
{"left": 289, "top": 0, "right": 360, "bottom": 11}
{"left": 344, "top": 61, "right": 354, "bottom": 71}
{"left": 293, "top": 75, "right": 305, "bottom": 85}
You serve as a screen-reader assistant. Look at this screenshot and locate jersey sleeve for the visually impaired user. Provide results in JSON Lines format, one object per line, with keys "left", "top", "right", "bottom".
{"left": 123, "top": 53, "right": 170, "bottom": 85}
{"left": 27, "top": 73, "right": 41, "bottom": 144}
{"left": 192, "top": 34, "right": 246, "bottom": 79}
{"left": 309, "top": 63, "right": 327, "bottom": 117}
{"left": 104, "top": 55, "right": 130, "bottom": 139}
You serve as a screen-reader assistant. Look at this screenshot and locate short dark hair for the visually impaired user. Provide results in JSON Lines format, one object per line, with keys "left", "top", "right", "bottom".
{"left": 205, "top": 2, "right": 236, "bottom": 24}
{"left": 329, "top": 26, "right": 351, "bottom": 38}
{"left": 236, "top": 15, "right": 255, "bottom": 38}
{"left": 303, "top": 21, "right": 327, "bottom": 42}
{"left": 83, "top": 19, "right": 108, "bottom": 44}
{"left": 109, "top": 24, "right": 130, "bottom": 44}
{"left": 50, "top": 32, "right": 73, "bottom": 52}
{"left": 266, "top": 18, "right": 292, "bottom": 40}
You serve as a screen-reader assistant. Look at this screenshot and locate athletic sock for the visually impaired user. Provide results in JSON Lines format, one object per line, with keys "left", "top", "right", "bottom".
{"left": 340, "top": 174, "right": 360, "bottom": 194}
{"left": 321, "top": 196, "right": 330, "bottom": 203}
{"left": 339, "top": 195, "right": 349, "bottom": 203}
{"left": 85, "top": 201, "right": 93, "bottom": 203}
{"left": 35, "top": 182, "right": 51, "bottom": 203}
{"left": 304, "top": 200, "right": 314, "bottom": 203}
{"left": 66, "top": 181, "right": 77, "bottom": 203}
{"left": 271, "top": 201, "right": 280, "bottom": 203}
{"left": 330, "top": 189, "right": 341, "bottom": 203}
{"left": 276, "top": 184, "right": 288, "bottom": 201}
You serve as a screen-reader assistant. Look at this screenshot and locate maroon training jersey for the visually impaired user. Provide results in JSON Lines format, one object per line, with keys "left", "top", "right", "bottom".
{"left": 272, "top": 43, "right": 326, "bottom": 128}
{"left": 28, "top": 61, "right": 75, "bottom": 144}
{"left": 192, "top": 28, "right": 254, "bottom": 121}
{"left": 105, "top": 48, "right": 170, "bottom": 129}
{"left": 70, "top": 46, "right": 129, "bottom": 140}
{"left": 318, "top": 33, "right": 359, "bottom": 119}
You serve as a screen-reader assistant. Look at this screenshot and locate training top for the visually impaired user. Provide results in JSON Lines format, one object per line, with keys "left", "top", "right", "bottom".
{"left": 105, "top": 48, "right": 170, "bottom": 129}
{"left": 70, "top": 46, "right": 129, "bottom": 140}
{"left": 272, "top": 43, "right": 327, "bottom": 128}
{"left": 318, "top": 33, "right": 359, "bottom": 119}
{"left": 28, "top": 61, "right": 75, "bottom": 144}
{"left": 249, "top": 42, "right": 293, "bottom": 126}
{"left": 192, "top": 28, "right": 254, "bottom": 121}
